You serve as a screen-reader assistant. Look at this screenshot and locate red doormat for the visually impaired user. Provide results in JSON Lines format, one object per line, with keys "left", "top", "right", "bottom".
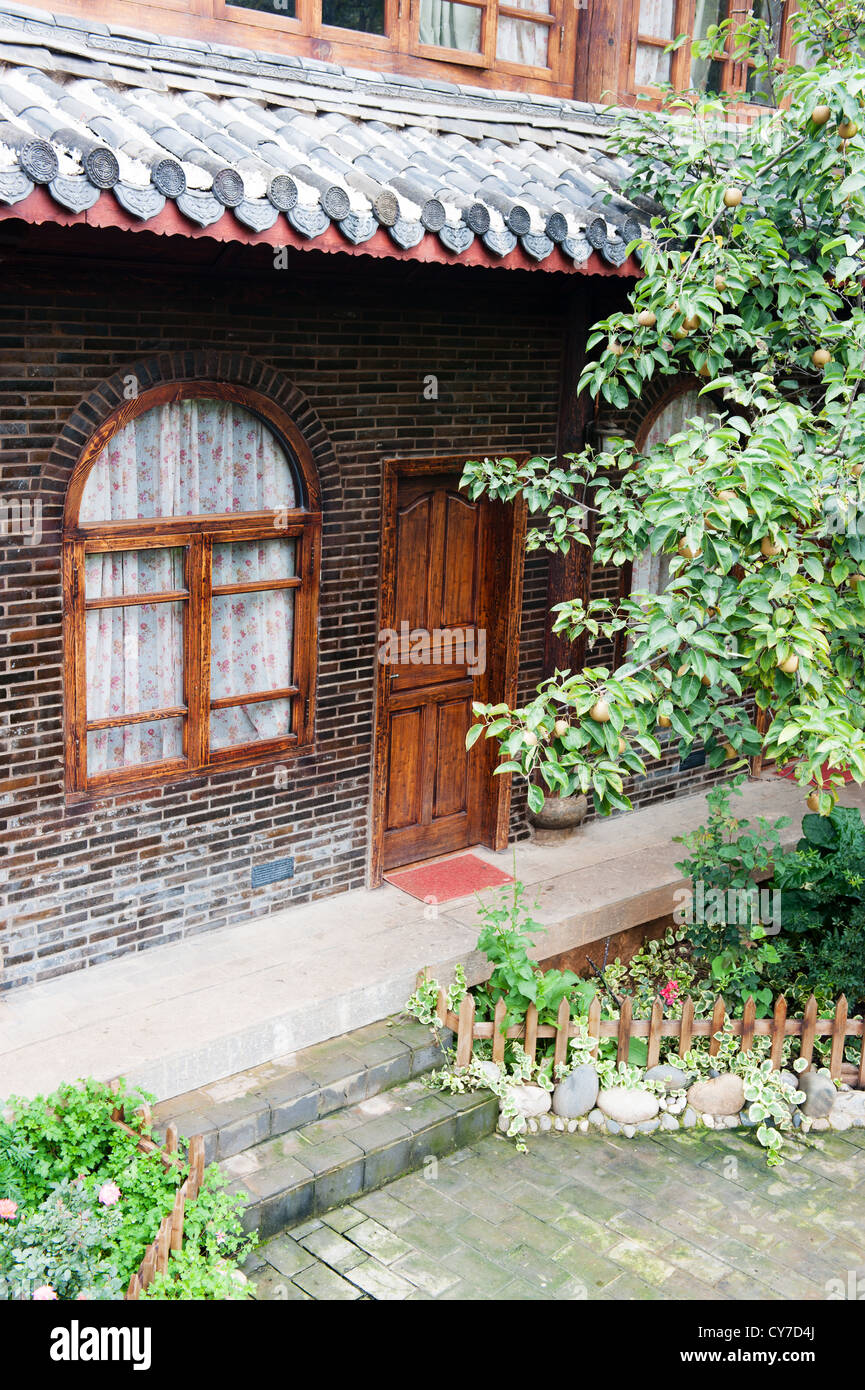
{"left": 385, "top": 852, "right": 513, "bottom": 904}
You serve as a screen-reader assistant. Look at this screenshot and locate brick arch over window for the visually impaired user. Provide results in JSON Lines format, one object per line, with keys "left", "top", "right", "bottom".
{"left": 51, "top": 350, "right": 338, "bottom": 504}
{"left": 60, "top": 353, "right": 332, "bottom": 798}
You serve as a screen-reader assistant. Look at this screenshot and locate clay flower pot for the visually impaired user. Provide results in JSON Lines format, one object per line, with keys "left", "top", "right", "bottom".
{"left": 527, "top": 791, "right": 588, "bottom": 845}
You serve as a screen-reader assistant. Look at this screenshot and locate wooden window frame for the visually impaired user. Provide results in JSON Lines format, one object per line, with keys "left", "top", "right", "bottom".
{"left": 409, "top": 0, "right": 565, "bottom": 79}
{"left": 218, "top": 0, "right": 403, "bottom": 52}
{"left": 623, "top": 0, "right": 797, "bottom": 106}
{"left": 217, "top": 0, "right": 569, "bottom": 77}
{"left": 63, "top": 380, "right": 322, "bottom": 801}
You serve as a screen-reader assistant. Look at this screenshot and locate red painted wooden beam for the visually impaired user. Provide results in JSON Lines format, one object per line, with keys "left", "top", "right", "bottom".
{"left": 0, "top": 187, "right": 638, "bottom": 278}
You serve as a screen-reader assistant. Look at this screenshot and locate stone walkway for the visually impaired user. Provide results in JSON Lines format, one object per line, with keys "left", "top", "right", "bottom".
{"left": 244, "top": 1124, "right": 865, "bottom": 1300}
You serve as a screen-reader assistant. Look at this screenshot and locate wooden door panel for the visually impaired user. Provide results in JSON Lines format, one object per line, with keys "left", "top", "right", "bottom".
{"left": 380, "top": 473, "right": 487, "bottom": 871}
{"left": 433, "top": 696, "right": 472, "bottom": 820}
{"left": 372, "top": 457, "right": 525, "bottom": 884}
{"left": 439, "top": 492, "right": 480, "bottom": 630}
{"left": 394, "top": 493, "right": 433, "bottom": 633}
{"left": 385, "top": 706, "right": 424, "bottom": 831}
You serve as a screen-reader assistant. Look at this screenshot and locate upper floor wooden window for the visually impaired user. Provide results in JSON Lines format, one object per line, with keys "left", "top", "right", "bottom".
{"left": 627, "top": 0, "right": 797, "bottom": 104}
{"left": 221, "top": 0, "right": 566, "bottom": 76}
{"left": 63, "top": 383, "right": 321, "bottom": 797}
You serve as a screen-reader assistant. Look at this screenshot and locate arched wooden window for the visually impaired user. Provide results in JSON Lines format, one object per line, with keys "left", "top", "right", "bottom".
{"left": 630, "top": 384, "right": 708, "bottom": 597}
{"left": 63, "top": 382, "right": 321, "bottom": 796}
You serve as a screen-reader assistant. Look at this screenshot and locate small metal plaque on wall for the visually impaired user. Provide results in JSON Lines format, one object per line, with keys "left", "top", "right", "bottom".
{"left": 251, "top": 857, "right": 295, "bottom": 888}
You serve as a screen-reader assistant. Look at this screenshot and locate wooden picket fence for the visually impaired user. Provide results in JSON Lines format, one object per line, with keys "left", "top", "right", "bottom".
{"left": 108, "top": 1085, "right": 206, "bottom": 1300}
{"left": 432, "top": 986, "right": 865, "bottom": 1084}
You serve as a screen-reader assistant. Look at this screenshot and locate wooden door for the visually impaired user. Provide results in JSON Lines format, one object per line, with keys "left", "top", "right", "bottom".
{"left": 372, "top": 459, "right": 525, "bottom": 881}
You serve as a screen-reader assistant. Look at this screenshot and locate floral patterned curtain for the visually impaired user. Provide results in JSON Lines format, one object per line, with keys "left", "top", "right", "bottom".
{"left": 80, "top": 398, "right": 296, "bottom": 522}
{"left": 82, "top": 399, "right": 298, "bottom": 774}
{"left": 85, "top": 547, "right": 185, "bottom": 774}
{"left": 210, "top": 540, "right": 296, "bottom": 752}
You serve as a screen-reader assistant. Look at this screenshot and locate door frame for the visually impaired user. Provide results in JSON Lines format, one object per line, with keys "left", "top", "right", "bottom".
{"left": 369, "top": 453, "right": 526, "bottom": 888}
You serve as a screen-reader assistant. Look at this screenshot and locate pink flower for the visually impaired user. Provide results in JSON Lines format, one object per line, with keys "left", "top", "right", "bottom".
{"left": 0, "top": 1199, "right": 17, "bottom": 1219}
{"left": 97, "top": 1181, "right": 121, "bottom": 1207}
{"left": 660, "top": 980, "right": 680, "bottom": 1006}
{"left": 32, "top": 1286, "right": 58, "bottom": 1300}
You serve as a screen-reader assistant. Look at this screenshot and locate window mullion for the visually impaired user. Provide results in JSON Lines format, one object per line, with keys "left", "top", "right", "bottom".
{"left": 186, "top": 535, "right": 211, "bottom": 770}
{"left": 64, "top": 539, "right": 87, "bottom": 791}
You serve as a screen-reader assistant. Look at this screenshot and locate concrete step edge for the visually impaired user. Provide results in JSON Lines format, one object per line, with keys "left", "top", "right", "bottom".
{"left": 153, "top": 1017, "right": 455, "bottom": 1162}
{"left": 224, "top": 1085, "right": 498, "bottom": 1239}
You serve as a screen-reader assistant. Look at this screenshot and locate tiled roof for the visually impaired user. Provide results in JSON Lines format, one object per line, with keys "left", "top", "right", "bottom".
{"left": 0, "top": 3, "right": 648, "bottom": 268}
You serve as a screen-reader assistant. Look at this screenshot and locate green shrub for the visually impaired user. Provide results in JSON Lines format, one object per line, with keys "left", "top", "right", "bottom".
{"left": 0, "top": 1079, "right": 251, "bottom": 1301}
{"left": 0, "top": 1179, "right": 124, "bottom": 1301}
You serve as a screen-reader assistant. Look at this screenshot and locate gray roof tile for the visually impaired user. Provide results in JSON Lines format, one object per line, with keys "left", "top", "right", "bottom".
{"left": 0, "top": 1, "right": 645, "bottom": 271}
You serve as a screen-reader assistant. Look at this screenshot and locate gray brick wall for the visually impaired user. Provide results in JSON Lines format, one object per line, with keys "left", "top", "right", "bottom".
{"left": 0, "top": 252, "right": 723, "bottom": 990}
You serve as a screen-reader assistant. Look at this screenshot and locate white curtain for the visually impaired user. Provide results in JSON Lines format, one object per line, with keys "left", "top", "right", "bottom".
{"left": 638, "top": 0, "right": 674, "bottom": 32}
{"left": 85, "top": 547, "right": 185, "bottom": 775}
{"left": 691, "top": 0, "right": 727, "bottom": 90}
{"left": 210, "top": 539, "right": 295, "bottom": 750}
{"left": 634, "top": 0, "right": 675, "bottom": 85}
{"left": 632, "top": 389, "right": 707, "bottom": 598}
{"left": 82, "top": 399, "right": 298, "bottom": 773}
{"left": 80, "top": 398, "right": 296, "bottom": 522}
{"left": 496, "top": 0, "right": 550, "bottom": 67}
{"left": 419, "top": 0, "right": 482, "bottom": 51}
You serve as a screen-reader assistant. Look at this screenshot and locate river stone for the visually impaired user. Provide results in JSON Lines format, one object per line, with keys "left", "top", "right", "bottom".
{"left": 476, "top": 1060, "right": 503, "bottom": 1087}
{"left": 587, "top": 1108, "right": 605, "bottom": 1128}
{"left": 687, "top": 1074, "right": 745, "bottom": 1116}
{"left": 797, "top": 1070, "right": 837, "bottom": 1118}
{"left": 645, "top": 1064, "right": 693, "bottom": 1093}
{"left": 682, "top": 1106, "right": 697, "bottom": 1128}
{"left": 829, "top": 1090, "right": 865, "bottom": 1128}
{"left": 598, "top": 1087, "right": 660, "bottom": 1126}
{"left": 605, "top": 1119, "right": 621, "bottom": 1135}
{"left": 503, "top": 1084, "right": 552, "bottom": 1118}
{"left": 660, "top": 1112, "right": 679, "bottom": 1131}
{"left": 828, "top": 1109, "right": 852, "bottom": 1131}
{"left": 778, "top": 1069, "right": 800, "bottom": 1092}
{"left": 637, "top": 1118, "right": 660, "bottom": 1134}
{"left": 810, "top": 1117, "right": 830, "bottom": 1132}
{"left": 552, "top": 1064, "right": 599, "bottom": 1119}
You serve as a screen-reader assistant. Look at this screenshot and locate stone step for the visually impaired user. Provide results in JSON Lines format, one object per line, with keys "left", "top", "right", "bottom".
{"left": 221, "top": 1077, "right": 498, "bottom": 1239}
{"left": 152, "top": 1015, "right": 452, "bottom": 1165}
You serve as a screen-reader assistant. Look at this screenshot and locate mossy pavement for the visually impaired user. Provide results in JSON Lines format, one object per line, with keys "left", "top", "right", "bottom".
{"left": 243, "top": 1124, "right": 865, "bottom": 1301}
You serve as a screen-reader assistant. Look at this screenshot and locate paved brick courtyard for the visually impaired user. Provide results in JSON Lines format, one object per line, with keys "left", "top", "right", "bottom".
{"left": 243, "top": 1124, "right": 865, "bottom": 1301}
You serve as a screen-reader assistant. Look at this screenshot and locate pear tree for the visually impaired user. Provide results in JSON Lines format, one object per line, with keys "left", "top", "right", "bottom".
{"left": 464, "top": 0, "right": 865, "bottom": 818}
